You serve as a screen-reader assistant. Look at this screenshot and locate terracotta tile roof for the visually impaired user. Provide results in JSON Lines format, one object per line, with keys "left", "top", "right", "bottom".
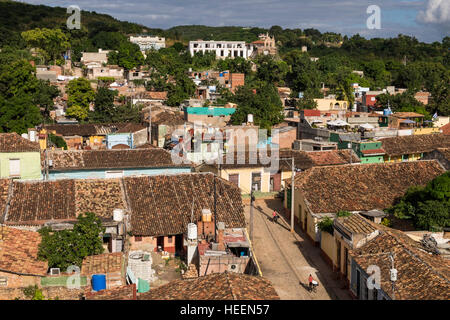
{"left": 115, "top": 123, "right": 146, "bottom": 133}
{"left": 111, "top": 144, "right": 130, "bottom": 150}
{"left": 2, "top": 174, "right": 244, "bottom": 237}
{"left": 350, "top": 229, "right": 450, "bottom": 300}
{"left": 44, "top": 123, "right": 131, "bottom": 137}
{"left": 144, "top": 91, "right": 168, "bottom": 100}
{"left": 391, "top": 112, "right": 425, "bottom": 118}
{"left": 293, "top": 161, "right": 445, "bottom": 214}
{"left": 302, "top": 110, "right": 321, "bottom": 117}
{"left": 137, "top": 272, "right": 280, "bottom": 300}
{"left": 4, "top": 179, "right": 127, "bottom": 225}
{"left": 0, "top": 179, "right": 11, "bottom": 221}
{"left": 0, "top": 133, "right": 40, "bottom": 152}
{"left": 85, "top": 284, "right": 136, "bottom": 300}
{"left": 149, "top": 110, "right": 185, "bottom": 126}
{"left": 124, "top": 173, "right": 245, "bottom": 236}
{"left": 81, "top": 253, "right": 124, "bottom": 276}
{"left": 46, "top": 149, "right": 188, "bottom": 171}
{"left": 335, "top": 213, "right": 378, "bottom": 235}
{"left": 0, "top": 226, "right": 48, "bottom": 276}
{"left": 305, "top": 150, "right": 359, "bottom": 166}
{"left": 218, "top": 149, "right": 359, "bottom": 171}
{"left": 441, "top": 122, "right": 450, "bottom": 135}
{"left": 380, "top": 134, "right": 450, "bottom": 157}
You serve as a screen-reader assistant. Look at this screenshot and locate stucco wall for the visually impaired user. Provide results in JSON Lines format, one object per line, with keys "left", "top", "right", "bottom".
{"left": 220, "top": 167, "right": 271, "bottom": 194}
{"left": 320, "top": 231, "right": 336, "bottom": 267}
{"left": 0, "top": 152, "right": 42, "bottom": 180}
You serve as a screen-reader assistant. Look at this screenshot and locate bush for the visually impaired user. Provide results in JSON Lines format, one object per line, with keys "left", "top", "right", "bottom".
{"left": 318, "top": 217, "right": 334, "bottom": 234}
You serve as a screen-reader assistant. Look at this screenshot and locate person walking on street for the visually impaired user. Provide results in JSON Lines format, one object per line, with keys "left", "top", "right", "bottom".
{"left": 308, "top": 274, "right": 313, "bottom": 291}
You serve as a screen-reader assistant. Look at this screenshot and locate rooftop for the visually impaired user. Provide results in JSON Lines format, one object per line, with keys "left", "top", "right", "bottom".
{"left": 81, "top": 252, "right": 124, "bottom": 276}
{"left": 1, "top": 173, "right": 245, "bottom": 237}
{"left": 350, "top": 228, "right": 450, "bottom": 300}
{"left": 185, "top": 107, "right": 236, "bottom": 116}
{"left": 0, "top": 226, "right": 48, "bottom": 276}
{"left": 335, "top": 213, "right": 378, "bottom": 235}
{"left": 44, "top": 123, "right": 134, "bottom": 137}
{"left": 0, "top": 133, "right": 40, "bottom": 153}
{"left": 85, "top": 284, "right": 136, "bottom": 300}
{"left": 380, "top": 134, "right": 450, "bottom": 156}
{"left": 137, "top": 272, "right": 280, "bottom": 300}
{"left": 46, "top": 148, "right": 189, "bottom": 171}
{"left": 292, "top": 161, "right": 445, "bottom": 214}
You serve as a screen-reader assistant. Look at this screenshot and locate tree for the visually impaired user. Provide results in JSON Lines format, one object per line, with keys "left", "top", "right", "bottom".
{"left": 33, "top": 80, "right": 60, "bottom": 119}
{"left": 66, "top": 78, "right": 95, "bottom": 121}
{"left": 230, "top": 83, "right": 284, "bottom": 131}
{"left": 108, "top": 41, "right": 144, "bottom": 70}
{"left": 254, "top": 55, "right": 288, "bottom": 85}
{"left": 285, "top": 50, "right": 321, "bottom": 96}
{"left": 21, "top": 28, "right": 69, "bottom": 64}
{"left": 318, "top": 217, "right": 333, "bottom": 234}
{"left": 0, "top": 94, "right": 42, "bottom": 134}
{"left": 388, "top": 172, "right": 450, "bottom": 231}
{"left": 166, "top": 73, "right": 196, "bottom": 107}
{"left": 375, "top": 92, "right": 430, "bottom": 117}
{"left": 38, "top": 212, "right": 105, "bottom": 270}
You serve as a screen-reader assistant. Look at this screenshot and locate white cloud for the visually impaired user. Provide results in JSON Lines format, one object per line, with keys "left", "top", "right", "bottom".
{"left": 417, "top": 0, "right": 450, "bottom": 24}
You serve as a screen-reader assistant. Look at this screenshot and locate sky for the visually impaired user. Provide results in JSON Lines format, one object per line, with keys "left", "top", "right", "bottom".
{"left": 21, "top": 0, "right": 450, "bottom": 42}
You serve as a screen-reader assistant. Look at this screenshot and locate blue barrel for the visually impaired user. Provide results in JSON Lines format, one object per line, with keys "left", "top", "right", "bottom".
{"left": 92, "top": 274, "right": 106, "bottom": 291}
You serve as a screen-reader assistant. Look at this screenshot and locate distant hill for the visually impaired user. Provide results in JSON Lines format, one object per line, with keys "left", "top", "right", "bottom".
{"left": 0, "top": 0, "right": 157, "bottom": 47}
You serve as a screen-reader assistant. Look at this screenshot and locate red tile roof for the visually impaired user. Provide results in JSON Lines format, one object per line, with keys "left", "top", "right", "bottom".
{"left": 81, "top": 253, "right": 124, "bottom": 276}
{"left": 46, "top": 148, "right": 189, "bottom": 171}
{"left": 441, "top": 122, "right": 450, "bottom": 135}
{"left": 0, "top": 133, "right": 40, "bottom": 152}
{"left": 85, "top": 284, "right": 136, "bottom": 300}
{"left": 292, "top": 161, "right": 445, "bottom": 214}
{"left": 4, "top": 179, "right": 127, "bottom": 225}
{"left": 350, "top": 228, "right": 450, "bottom": 300}
{"left": 302, "top": 110, "right": 321, "bottom": 117}
{"left": 360, "top": 148, "right": 385, "bottom": 155}
{"left": 380, "top": 134, "right": 450, "bottom": 157}
{"left": 137, "top": 272, "right": 280, "bottom": 300}
{"left": 2, "top": 174, "right": 245, "bottom": 238}
{"left": 0, "top": 226, "right": 48, "bottom": 276}
{"left": 124, "top": 173, "right": 245, "bottom": 236}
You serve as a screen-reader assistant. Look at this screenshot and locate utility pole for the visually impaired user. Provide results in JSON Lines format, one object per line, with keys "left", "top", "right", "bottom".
{"left": 249, "top": 184, "right": 255, "bottom": 242}
{"left": 389, "top": 252, "right": 397, "bottom": 300}
{"left": 290, "top": 156, "right": 295, "bottom": 233}
{"left": 147, "top": 105, "right": 152, "bottom": 145}
{"left": 214, "top": 174, "right": 217, "bottom": 243}
{"left": 280, "top": 157, "right": 296, "bottom": 233}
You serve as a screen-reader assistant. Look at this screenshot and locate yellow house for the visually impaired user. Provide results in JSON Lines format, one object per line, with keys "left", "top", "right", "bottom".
{"left": 314, "top": 98, "right": 348, "bottom": 112}
{"left": 380, "top": 133, "right": 450, "bottom": 163}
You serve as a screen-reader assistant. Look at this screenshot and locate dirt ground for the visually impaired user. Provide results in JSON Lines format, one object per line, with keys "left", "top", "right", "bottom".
{"left": 246, "top": 199, "right": 352, "bottom": 300}
{"left": 149, "top": 252, "right": 184, "bottom": 288}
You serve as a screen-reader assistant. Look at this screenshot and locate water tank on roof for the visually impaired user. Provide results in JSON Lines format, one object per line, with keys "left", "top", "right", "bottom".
{"left": 202, "top": 209, "right": 212, "bottom": 222}
{"left": 113, "top": 209, "right": 124, "bottom": 222}
{"left": 248, "top": 114, "right": 254, "bottom": 123}
{"left": 187, "top": 223, "right": 197, "bottom": 240}
{"left": 92, "top": 274, "right": 106, "bottom": 291}
{"left": 383, "top": 108, "right": 392, "bottom": 116}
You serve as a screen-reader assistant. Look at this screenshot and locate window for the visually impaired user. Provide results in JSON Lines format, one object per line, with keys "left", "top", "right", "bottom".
{"left": 229, "top": 174, "right": 239, "bottom": 186}
{"left": 0, "top": 277, "right": 7, "bottom": 286}
{"left": 9, "top": 159, "right": 20, "bottom": 177}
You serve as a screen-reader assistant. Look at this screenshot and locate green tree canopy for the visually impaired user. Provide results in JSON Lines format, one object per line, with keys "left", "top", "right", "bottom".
{"left": 38, "top": 212, "right": 105, "bottom": 270}
{"left": 21, "top": 28, "right": 69, "bottom": 64}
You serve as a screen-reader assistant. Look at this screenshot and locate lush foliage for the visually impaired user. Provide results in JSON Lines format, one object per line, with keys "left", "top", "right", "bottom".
{"left": 48, "top": 133, "right": 67, "bottom": 149}
{"left": 388, "top": 172, "right": 450, "bottom": 231}
{"left": 318, "top": 217, "right": 334, "bottom": 234}
{"left": 38, "top": 212, "right": 105, "bottom": 270}
{"left": 66, "top": 78, "right": 95, "bottom": 121}
{"left": 90, "top": 87, "right": 142, "bottom": 122}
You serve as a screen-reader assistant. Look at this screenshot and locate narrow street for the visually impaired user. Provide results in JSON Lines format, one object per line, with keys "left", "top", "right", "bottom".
{"left": 245, "top": 199, "right": 352, "bottom": 300}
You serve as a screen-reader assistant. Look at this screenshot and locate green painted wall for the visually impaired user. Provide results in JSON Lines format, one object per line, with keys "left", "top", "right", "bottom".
{"left": 0, "top": 152, "right": 42, "bottom": 180}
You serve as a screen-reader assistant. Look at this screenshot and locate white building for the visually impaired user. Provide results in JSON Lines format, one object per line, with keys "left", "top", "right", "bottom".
{"left": 129, "top": 35, "right": 166, "bottom": 51}
{"left": 189, "top": 40, "right": 254, "bottom": 59}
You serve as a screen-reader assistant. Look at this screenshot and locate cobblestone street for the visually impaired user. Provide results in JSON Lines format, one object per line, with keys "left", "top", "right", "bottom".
{"left": 245, "top": 199, "right": 353, "bottom": 300}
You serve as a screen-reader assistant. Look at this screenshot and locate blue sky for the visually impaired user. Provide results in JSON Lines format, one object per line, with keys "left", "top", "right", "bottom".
{"left": 22, "top": 0, "right": 449, "bottom": 42}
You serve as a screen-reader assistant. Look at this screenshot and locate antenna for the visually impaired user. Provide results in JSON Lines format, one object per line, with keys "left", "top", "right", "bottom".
{"left": 190, "top": 198, "right": 195, "bottom": 223}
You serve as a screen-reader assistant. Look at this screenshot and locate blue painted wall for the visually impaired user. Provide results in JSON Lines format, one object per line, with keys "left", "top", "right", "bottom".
{"left": 48, "top": 167, "right": 192, "bottom": 180}
{"left": 106, "top": 133, "right": 133, "bottom": 149}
